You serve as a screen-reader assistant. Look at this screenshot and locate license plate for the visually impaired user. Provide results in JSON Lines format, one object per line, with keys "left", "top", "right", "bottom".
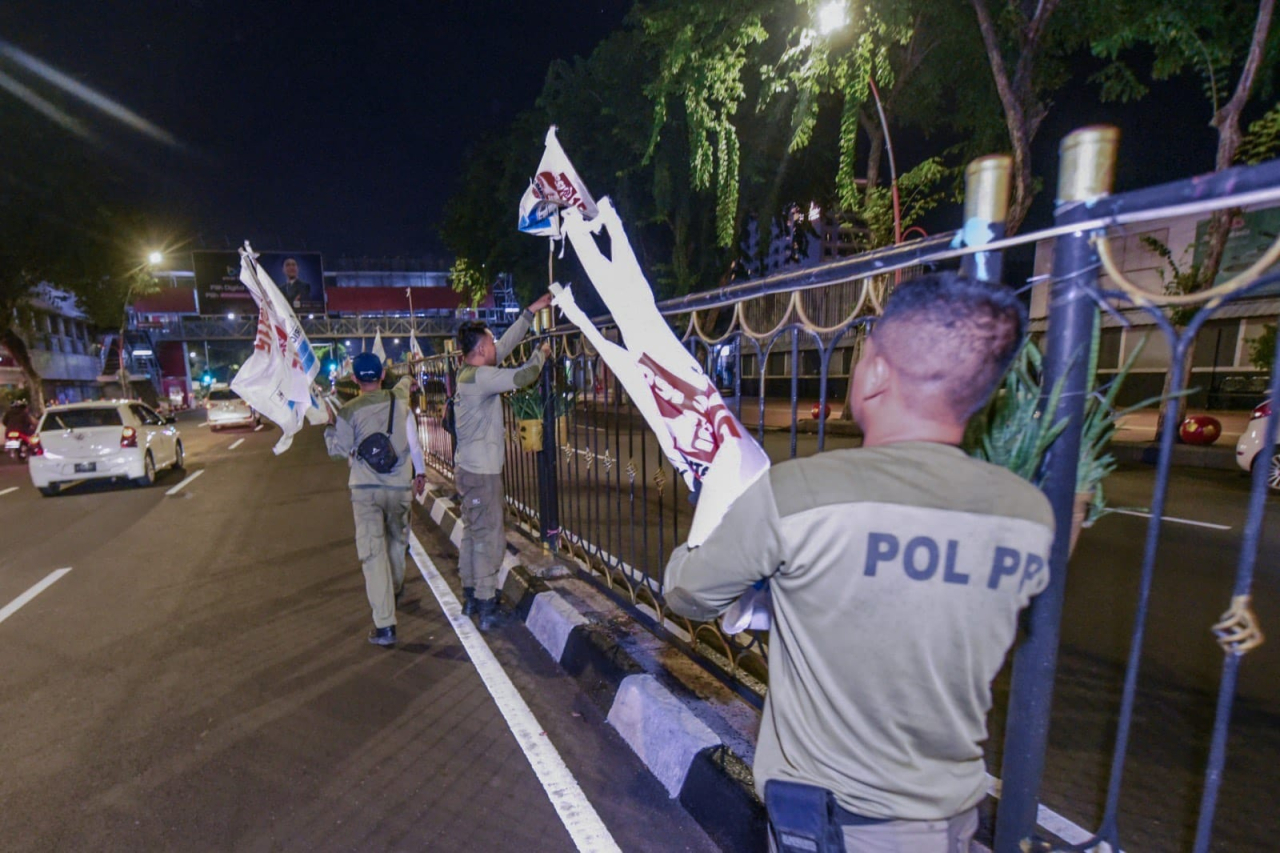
{"left": 74, "top": 462, "right": 97, "bottom": 473}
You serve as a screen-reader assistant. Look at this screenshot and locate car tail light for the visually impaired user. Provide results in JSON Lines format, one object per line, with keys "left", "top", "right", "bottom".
{"left": 121, "top": 426, "right": 138, "bottom": 448}
{"left": 29, "top": 436, "right": 43, "bottom": 456}
{"left": 1251, "top": 400, "right": 1272, "bottom": 421}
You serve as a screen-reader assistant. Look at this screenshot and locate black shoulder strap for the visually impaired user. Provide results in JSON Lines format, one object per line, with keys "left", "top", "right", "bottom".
{"left": 385, "top": 391, "right": 396, "bottom": 436}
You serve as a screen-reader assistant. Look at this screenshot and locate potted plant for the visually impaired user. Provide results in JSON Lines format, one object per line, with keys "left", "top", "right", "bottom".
{"left": 509, "top": 388, "right": 545, "bottom": 452}
{"left": 966, "top": 314, "right": 1180, "bottom": 552}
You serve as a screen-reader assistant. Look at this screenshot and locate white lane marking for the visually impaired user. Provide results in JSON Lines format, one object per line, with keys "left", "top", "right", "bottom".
{"left": 1112, "top": 509, "right": 1231, "bottom": 531}
{"left": 198, "top": 422, "right": 209, "bottom": 427}
{"left": 0, "top": 486, "right": 18, "bottom": 497}
{"left": 254, "top": 424, "right": 264, "bottom": 432}
{"left": 166, "top": 469, "right": 205, "bottom": 496}
{"left": 0, "top": 568, "right": 72, "bottom": 626}
{"left": 409, "top": 532, "right": 621, "bottom": 853}
{"left": 986, "top": 774, "right": 1115, "bottom": 850}
{"left": 228, "top": 438, "right": 245, "bottom": 450}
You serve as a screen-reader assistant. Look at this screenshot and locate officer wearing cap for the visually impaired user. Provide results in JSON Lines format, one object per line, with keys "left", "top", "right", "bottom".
{"left": 325, "top": 351, "right": 427, "bottom": 647}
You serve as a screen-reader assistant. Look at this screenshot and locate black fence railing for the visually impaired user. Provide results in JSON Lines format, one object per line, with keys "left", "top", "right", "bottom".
{"left": 395, "top": 127, "right": 1280, "bottom": 852}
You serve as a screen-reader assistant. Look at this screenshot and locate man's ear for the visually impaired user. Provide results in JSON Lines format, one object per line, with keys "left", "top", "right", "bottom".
{"left": 860, "top": 352, "right": 891, "bottom": 401}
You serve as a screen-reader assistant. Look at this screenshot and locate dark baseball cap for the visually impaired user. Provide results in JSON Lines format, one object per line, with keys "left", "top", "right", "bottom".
{"left": 352, "top": 352, "right": 384, "bottom": 381}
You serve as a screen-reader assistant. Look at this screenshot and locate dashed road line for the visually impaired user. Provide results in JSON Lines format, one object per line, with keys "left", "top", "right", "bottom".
{"left": 166, "top": 469, "right": 205, "bottom": 496}
{"left": 0, "top": 486, "right": 18, "bottom": 497}
{"left": 0, "top": 568, "right": 72, "bottom": 627}
{"left": 228, "top": 438, "right": 245, "bottom": 450}
{"left": 409, "top": 532, "right": 621, "bottom": 853}
{"left": 1111, "top": 509, "right": 1231, "bottom": 531}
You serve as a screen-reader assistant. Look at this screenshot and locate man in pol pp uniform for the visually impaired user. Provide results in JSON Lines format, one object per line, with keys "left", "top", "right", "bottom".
{"left": 664, "top": 273, "right": 1054, "bottom": 852}
{"left": 326, "top": 352, "right": 426, "bottom": 647}
{"left": 454, "top": 292, "right": 553, "bottom": 630}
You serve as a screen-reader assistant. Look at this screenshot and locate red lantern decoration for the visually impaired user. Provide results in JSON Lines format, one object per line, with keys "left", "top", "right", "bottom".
{"left": 1179, "top": 415, "right": 1222, "bottom": 446}
{"left": 811, "top": 402, "right": 831, "bottom": 420}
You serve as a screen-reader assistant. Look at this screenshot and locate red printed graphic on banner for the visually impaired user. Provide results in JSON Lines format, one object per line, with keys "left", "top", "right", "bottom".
{"left": 637, "top": 353, "right": 743, "bottom": 478}
{"left": 536, "top": 170, "right": 591, "bottom": 214}
{"left": 252, "top": 309, "right": 301, "bottom": 370}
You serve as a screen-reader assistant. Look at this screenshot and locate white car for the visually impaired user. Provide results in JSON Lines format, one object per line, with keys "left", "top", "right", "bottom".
{"left": 1235, "top": 399, "right": 1278, "bottom": 491}
{"left": 205, "top": 387, "right": 260, "bottom": 431}
{"left": 29, "top": 401, "right": 184, "bottom": 496}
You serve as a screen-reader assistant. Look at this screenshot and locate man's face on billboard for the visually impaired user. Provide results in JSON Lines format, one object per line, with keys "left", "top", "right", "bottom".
{"left": 283, "top": 259, "right": 299, "bottom": 280}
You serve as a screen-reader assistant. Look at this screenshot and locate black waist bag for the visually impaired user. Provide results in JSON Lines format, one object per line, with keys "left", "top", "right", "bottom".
{"left": 765, "top": 780, "right": 847, "bottom": 853}
{"left": 356, "top": 394, "right": 399, "bottom": 474}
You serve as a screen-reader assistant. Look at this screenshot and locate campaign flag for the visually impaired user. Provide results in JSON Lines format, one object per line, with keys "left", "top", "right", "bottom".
{"left": 551, "top": 199, "right": 770, "bottom": 547}
{"left": 408, "top": 332, "right": 424, "bottom": 361}
{"left": 371, "top": 329, "right": 387, "bottom": 364}
{"left": 517, "top": 126, "right": 598, "bottom": 237}
{"left": 231, "top": 242, "right": 327, "bottom": 454}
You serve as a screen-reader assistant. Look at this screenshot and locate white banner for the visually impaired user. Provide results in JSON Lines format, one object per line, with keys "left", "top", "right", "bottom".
{"left": 231, "top": 242, "right": 327, "bottom": 454}
{"left": 552, "top": 200, "right": 770, "bottom": 547}
{"left": 517, "top": 126, "right": 598, "bottom": 238}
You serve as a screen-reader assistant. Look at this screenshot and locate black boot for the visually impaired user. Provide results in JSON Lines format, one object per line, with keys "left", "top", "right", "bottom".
{"left": 462, "top": 587, "right": 477, "bottom": 616}
{"left": 477, "top": 597, "right": 499, "bottom": 632}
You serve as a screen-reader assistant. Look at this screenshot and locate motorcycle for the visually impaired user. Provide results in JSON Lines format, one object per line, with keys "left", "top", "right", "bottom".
{"left": 4, "top": 429, "right": 36, "bottom": 462}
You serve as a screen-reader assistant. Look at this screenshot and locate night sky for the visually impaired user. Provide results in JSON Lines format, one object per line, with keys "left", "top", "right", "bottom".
{"left": 2, "top": 1, "right": 1224, "bottom": 267}
{"left": 1, "top": 0, "right": 631, "bottom": 260}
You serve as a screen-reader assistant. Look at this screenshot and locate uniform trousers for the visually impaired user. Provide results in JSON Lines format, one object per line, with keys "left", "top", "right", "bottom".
{"left": 455, "top": 467, "right": 505, "bottom": 600}
{"left": 351, "top": 485, "right": 412, "bottom": 629}
{"left": 769, "top": 806, "right": 978, "bottom": 853}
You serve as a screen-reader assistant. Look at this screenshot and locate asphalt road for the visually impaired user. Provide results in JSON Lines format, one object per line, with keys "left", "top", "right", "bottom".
{"left": 1003, "top": 462, "right": 1280, "bottom": 852}
{"left": 0, "top": 412, "right": 718, "bottom": 853}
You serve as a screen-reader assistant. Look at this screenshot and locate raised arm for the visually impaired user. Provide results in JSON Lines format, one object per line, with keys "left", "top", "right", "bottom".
{"left": 471, "top": 344, "right": 550, "bottom": 395}
{"left": 493, "top": 293, "right": 553, "bottom": 363}
{"left": 663, "top": 472, "right": 786, "bottom": 621}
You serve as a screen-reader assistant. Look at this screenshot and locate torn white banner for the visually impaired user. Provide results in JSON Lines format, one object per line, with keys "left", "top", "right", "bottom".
{"left": 232, "top": 242, "right": 330, "bottom": 454}
{"left": 553, "top": 199, "right": 770, "bottom": 547}
{"left": 517, "top": 126, "right": 598, "bottom": 238}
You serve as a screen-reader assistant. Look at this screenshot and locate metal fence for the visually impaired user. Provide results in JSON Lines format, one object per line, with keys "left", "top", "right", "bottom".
{"left": 399, "top": 127, "right": 1278, "bottom": 852}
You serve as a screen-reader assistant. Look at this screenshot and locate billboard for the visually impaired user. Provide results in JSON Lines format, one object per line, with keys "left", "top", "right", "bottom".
{"left": 193, "top": 251, "right": 325, "bottom": 314}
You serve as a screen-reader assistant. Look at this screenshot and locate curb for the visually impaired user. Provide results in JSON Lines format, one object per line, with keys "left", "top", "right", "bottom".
{"left": 1111, "top": 440, "right": 1239, "bottom": 471}
{"left": 417, "top": 483, "right": 768, "bottom": 853}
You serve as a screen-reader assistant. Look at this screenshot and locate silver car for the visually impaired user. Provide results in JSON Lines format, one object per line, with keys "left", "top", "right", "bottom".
{"left": 205, "top": 387, "right": 260, "bottom": 431}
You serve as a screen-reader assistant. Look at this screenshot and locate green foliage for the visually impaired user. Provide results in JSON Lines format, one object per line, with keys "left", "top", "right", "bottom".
{"left": 1140, "top": 234, "right": 1202, "bottom": 327}
{"left": 508, "top": 387, "right": 544, "bottom": 421}
{"left": 1091, "top": 4, "right": 1242, "bottom": 109}
{"left": 965, "top": 341, "right": 1069, "bottom": 484}
{"left": 1248, "top": 322, "right": 1277, "bottom": 371}
{"left": 641, "top": 2, "right": 768, "bottom": 247}
{"left": 853, "top": 156, "right": 958, "bottom": 250}
{"left": 448, "top": 257, "right": 488, "bottom": 308}
{"left": 1238, "top": 100, "right": 1280, "bottom": 165}
{"left": 967, "top": 316, "right": 1186, "bottom": 523}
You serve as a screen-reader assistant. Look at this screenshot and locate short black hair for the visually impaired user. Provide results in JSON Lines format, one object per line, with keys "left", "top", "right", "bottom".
{"left": 457, "top": 321, "right": 490, "bottom": 356}
{"left": 873, "top": 271, "right": 1026, "bottom": 421}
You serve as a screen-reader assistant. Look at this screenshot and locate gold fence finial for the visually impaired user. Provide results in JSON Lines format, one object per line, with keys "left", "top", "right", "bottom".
{"left": 1058, "top": 125, "right": 1120, "bottom": 204}
{"left": 965, "top": 155, "right": 1012, "bottom": 226}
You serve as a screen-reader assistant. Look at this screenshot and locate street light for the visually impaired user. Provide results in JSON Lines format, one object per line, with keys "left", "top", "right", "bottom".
{"left": 815, "top": 4, "right": 901, "bottom": 245}
{"left": 816, "top": 1, "right": 847, "bottom": 35}
{"left": 147, "top": 251, "right": 163, "bottom": 266}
